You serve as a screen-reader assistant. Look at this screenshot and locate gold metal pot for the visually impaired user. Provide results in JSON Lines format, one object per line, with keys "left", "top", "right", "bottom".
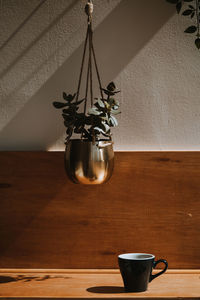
{"left": 64, "top": 139, "right": 114, "bottom": 184}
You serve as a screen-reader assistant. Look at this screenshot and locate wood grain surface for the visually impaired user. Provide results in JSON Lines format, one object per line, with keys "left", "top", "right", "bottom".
{"left": 0, "top": 269, "right": 199, "bottom": 299}
{"left": 0, "top": 152, "right": 200, "bottom": 269}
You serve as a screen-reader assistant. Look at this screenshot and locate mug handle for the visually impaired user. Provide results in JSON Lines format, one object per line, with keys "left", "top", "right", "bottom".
{"left": 149, "top": 259, "right": 168, "bottom": 282}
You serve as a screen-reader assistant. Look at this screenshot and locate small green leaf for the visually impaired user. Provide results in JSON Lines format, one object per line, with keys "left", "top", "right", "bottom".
{"left": 94, "top": 102, "right": 106, "bottom": 113}
{"left": 109, "top": 97, "right": 118, "bottom": 105}
{"left": 63, "top": 93, "right": 76, "bottom": 101}
{"left": 189, "top": 5, "right": 194, "bottom": 9}
{"left": 53, "top": 102, "right": 68, "bottom": 109}
{"left": 107, "top": 98, "right": 119, "bottom": 110}
{"left": 176, "top": 1, "right": 182, "bottom": 13}
{"left": 88, "top": 107, "right": 101, "bottom": 115}
{"left": 97, "top": 98, "right": 105, "bottom": 108}
{"left": 104, "top": 123, "right": 110, "bottom": 132}
{"left": 110, "top": 115, "right": 118, "bottom": 127}
{"left": 195, "top": 38, "right": 200, "bottom": 49}
{"left": 62, "top": 107, "right": 78, "bottom": 114}
{"left": 66, "top": 127, "right": 73, "bottom": 135}
{"left": 191, "top": 12, "right": 195, "bottom": 18}
{"left": 100, "top": 113, "right": 109, "bottom": 122}
{"left": 107, "top": 82, "right": 116, "bottom": 91}
{"left": 111, "top": 109, "right": 121, "bottom": 115}
{"left": 94, "top": 127, "right": 106, "bottom": 134}
{"left": 100, "top": 122, "right": 110, "bottom": 133}
{"left": 184, "top": 25, "right": 197, "bottom": 33}
{"left": 62, "top": 114, "right": 69, "bottom": 120}
{"left": 182, "top": 9, "right": 192, "bottom": 15}
{"left": 63, "top": 92, "right": 68, "bottom": 100}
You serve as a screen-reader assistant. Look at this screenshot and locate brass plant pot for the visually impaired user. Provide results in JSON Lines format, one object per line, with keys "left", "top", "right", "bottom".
{"left": 65, "top": 139, "right": 114, "bottom": 184}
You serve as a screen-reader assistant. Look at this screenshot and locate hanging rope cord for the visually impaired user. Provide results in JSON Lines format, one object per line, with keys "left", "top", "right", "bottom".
{"left": 75, "top": 1, "right": 104, "bottom": 141}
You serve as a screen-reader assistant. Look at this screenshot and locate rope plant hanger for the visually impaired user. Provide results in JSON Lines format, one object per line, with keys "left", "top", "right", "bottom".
{"left": 53, "top": 0, "right": 121, "bottom": 185}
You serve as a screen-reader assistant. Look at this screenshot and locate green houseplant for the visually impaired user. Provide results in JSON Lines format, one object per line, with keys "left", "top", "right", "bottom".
{"left": 53, "top": 81, "right": 120, "bottom": 144}
{"left": 52, "top": 82, "right": 120, "bottom": 185}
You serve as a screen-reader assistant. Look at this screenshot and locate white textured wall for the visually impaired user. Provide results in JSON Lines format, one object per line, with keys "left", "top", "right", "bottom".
{"left": 0, "top": 0, "right": 200, "bottom": 151}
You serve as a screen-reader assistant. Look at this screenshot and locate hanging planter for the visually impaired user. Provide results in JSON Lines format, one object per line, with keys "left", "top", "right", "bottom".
{"left": 53, "top": 1, "right": 120, "bottom": 184}
{"left": 65, "top": 140, "right": 114, "bottom": 184}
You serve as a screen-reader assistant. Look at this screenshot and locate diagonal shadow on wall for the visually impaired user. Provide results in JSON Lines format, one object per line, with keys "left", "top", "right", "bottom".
{"left": 0, "top": 0, "right": 47, "bottom": 52}
{"left": 0, "top": 0, "right": 174, "bottom": 150}
{"left": 0, "top": 0, "right": 79, "bottom": 79}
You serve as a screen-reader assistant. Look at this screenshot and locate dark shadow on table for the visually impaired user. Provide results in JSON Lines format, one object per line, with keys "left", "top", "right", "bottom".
{"left": 0, "top": 276, "right": 16, "bottom": 283}
{"left": 0, "top": 275, "right": 70, "bottom": 284}
{"left": 87, "top": 286, "right": 124, "bottom": 294}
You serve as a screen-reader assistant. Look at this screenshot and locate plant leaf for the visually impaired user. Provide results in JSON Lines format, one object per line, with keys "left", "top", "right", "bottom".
{"left": 111, "top": 109, "right": 121, "bottom": 115}
{"left": 63, "top": 93, "right": 76, "bottom": 101}
{"left": 195, "top": 38, "right": 200, "bottom": 49}
{"left": 63, "top": 92, "right": 68, "bottom": 101}
{"left": 62, "top": 107, "right": 78, "bottom": 114}
{"left": 107, "top": 98, "right": 119, "bottom": 108}
{"left": 102, "top": 122, "right": 110, "bottom": 132}
{"left": 184, "top": 25, "right": 197, "bottom": 33}
{"left": 101, "top": 113, "right": 109, "bottom": 122}
{"left": 110, "top": 115, "right": 118, "bottom": 127}
{"left": 66, "top": 127, "right": 73, "bottom": 135}
{"left": 94, "top": 102, "right": 106, "bottom": 112}
{"left": 97, "top": 98, "right": 105, "bottom": 108}
{"left": 94, "top": 127, "right": 106, "bottom": 134}
{"left": 82, "top": 128, "right": 92, "bottom": 140}
{"left": 182, "top": 9, "right": 192, "bottom": 15}
{"left": 62, "top": 114, "right": 70, "bottom": 120}
{"left": 53, "top": 102, "right": 68, "bottom": 109}
{"left": 191, "top": 12, "right": 195, "bottom": 18}
{"left": 176, "top": 1, "right": 182, "bottom": 13}
{"left": 107, "top": 82, "right": 116, "bottom": 91}
{"left": 88, "top": 107, "right": 101, "bottom": 115}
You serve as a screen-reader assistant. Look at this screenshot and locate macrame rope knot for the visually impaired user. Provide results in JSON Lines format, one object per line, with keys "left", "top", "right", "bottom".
{"left": 85, "top": 1, "right": 93, "bottom": 19}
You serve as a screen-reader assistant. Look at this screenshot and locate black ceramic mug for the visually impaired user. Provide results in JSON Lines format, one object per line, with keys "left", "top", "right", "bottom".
{"left": 118, "top": 253, "right": 168, "bottom": 292}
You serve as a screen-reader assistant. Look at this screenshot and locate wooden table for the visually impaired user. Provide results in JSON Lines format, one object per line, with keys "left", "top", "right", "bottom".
{"left": 0, "top": 269, "right": 199, "bottom": 299}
